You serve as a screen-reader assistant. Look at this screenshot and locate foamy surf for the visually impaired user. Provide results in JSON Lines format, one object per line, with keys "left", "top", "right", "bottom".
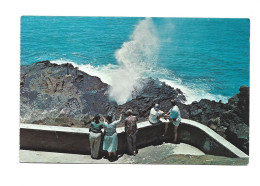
{"left": 51, "top": 59, "right": 228, "bottom": 104}
{"left": 50, "top": 59, "right": 118, "bottom": 85}
{"left": 160, "top": 79, "right": 229, "bottom": 104}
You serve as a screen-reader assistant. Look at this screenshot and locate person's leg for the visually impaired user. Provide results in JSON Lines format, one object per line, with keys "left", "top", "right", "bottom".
{"left": 89, "top": 133, "right": 95, "bottom": 157}
{"left": 108, "top": 152, "right": 111, "bottom": 157}
{"left": 126, "top": 135, "right": 133, "bottom": 154}
{"left": 132, "top": 134, "right": 137, "bottom": 155}
{"left": 173, "top": 126, "right": 178, "bottom": 143}
{"left": 93, "top": 133, "right": 102, "bottom": 158}
{"left": 92, "top": 135, "right": 98, "bottom": 158}
{"left": 163, "top": 122, "right": 169, "bottom": 136}
{"left": 113, "top": 150, "right": 116, "bottom": 156}
{"left": 114, "top": 134, "right": 118, "bottom": 156}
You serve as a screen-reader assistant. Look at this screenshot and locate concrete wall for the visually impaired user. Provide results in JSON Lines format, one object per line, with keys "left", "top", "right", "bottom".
{"left": 20, "top": 119, "right": 248, "bottom": 158}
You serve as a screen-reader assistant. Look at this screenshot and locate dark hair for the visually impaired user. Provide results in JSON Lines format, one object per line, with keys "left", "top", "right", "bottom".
{"left": 93, "top": 114, "right": 100, "bottom": 124}
{"left": 171, "top": 99, "right": 177, "bottom": 106}
{"left": 106, "top": 115, "right": 113, "bottom": 124}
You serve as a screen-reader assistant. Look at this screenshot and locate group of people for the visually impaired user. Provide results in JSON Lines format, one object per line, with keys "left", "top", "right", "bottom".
{"left": 88, "top": 99, "right": 181, "bottom": 160}
{"left": 149, "top": 99, "right": 181, "bottom": 143}
{"left": 89, "top": 109, "right": 138, "bottom": 160}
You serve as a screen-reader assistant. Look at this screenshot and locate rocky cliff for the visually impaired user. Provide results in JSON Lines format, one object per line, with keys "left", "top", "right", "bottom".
{"left": 20, "top": 61, "right": 186, "bottom": 125}
{"left": 177, "top": 86, "right": 249, "bottom": 154}
{"left": 20, "top": 61, "right": 249, "bottom": 154}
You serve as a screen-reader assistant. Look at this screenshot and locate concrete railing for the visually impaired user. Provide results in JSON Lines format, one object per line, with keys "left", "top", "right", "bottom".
{"left": 177, "top": 119, "right": 248, "bottom": 158}
{"left": 20, "top": 119, "right": 248, "bottom": 158}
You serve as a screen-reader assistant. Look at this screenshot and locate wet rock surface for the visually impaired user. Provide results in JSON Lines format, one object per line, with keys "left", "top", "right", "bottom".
{"left": 20, "top": 61, "right": 249, "bottom": 154}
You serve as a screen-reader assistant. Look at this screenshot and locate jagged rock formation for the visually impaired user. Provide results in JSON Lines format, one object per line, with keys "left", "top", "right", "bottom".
{"left": 20, "top": 61, "right": 249, "bottom": 154}
{"left": 20, "top": 61, "right": 186, "bottom": 125}
{"left": 177, "top": 86, "right": 249, "bottom": 154}
{"left": 20, "top": 61, "right": 109, "bottom": 127}
{"left": 111, "top": 78, "right": 186, "bottom": 121}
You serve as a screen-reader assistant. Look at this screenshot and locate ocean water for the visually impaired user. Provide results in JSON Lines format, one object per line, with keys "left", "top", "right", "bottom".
{"left": 21, "top": 16, "right": 249, "bottom": 104}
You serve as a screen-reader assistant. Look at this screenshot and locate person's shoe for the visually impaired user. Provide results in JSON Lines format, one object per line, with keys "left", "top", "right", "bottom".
{"left": 173, "top": 140, "right": 180, "bottom": 144}
{"left": 113, "top": 155, "right": 118, "bottom": 161}
{"left": 133, "top": 151, "right": 137, "bottom": 156}
{"left": 107, "top": 155, "right": 112, "bottom": 160}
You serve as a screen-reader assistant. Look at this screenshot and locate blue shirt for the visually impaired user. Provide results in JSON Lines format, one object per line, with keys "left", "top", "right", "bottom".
{"left": 169, "top": 106, "right": 181, "bottom": 120}
{"left": 90, "top": 122, "right": 103, "bottom": 133}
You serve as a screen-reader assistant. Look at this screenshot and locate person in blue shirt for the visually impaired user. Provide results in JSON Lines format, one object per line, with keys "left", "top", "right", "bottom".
{"left": 163, "top": 99, "right": 181, "bottom": 143}
{"left": 102, "top": 112, "right": 123, "bottom": 159}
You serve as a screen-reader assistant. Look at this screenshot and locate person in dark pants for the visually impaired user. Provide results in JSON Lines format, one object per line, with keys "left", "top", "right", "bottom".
{"left": 124, "top": 109, "right": 138, "bottom": 156}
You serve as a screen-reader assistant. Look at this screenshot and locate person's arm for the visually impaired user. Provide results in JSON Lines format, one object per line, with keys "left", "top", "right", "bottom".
{"left": 102, "top": 121, "right": 108, "bottom": 128}
{"left": 113, "top": 113, "right": 123, "bottom": 127}
{"left": 157, "top": 110, "right": 164, "bottom": 119}
{"left": 89, "top": 123, "right": 92, "bottom": 132}
{"left": 103, "top": 117, "right": 106, "bottom": 123}
{"left": 164, "top": 108, "right": 171, "bottom": 118}
{"left": 119, "top": 113, "right": 122, "bottom": 121}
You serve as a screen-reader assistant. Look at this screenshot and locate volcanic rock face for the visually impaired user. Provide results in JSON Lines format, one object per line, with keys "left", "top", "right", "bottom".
{"left": 20, "top": 61, "right": 110, "bottom": 126}
{"left": 113, "top": 78, "right": 187, "bottom": 121}
{"left": 178, "top": 86, "right": 249, "bottom": 154}
{"left": 20, "top": 61, "right": 249, "bottom": 154}
{"left": 20, "top": 61, "right": 186, "bottom": 125}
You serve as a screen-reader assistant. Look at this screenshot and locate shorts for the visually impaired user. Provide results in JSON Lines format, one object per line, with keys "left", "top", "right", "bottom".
{"left": 149, "top": 120, "right": 162, "bottom": 125}
{"left": 169, "top": 118, "right": 181, "bottom": 127}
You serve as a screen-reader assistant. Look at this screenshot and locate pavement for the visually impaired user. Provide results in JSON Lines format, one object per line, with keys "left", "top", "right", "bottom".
{"left": 20, "top": 142, "right": 205, "bottom": 164}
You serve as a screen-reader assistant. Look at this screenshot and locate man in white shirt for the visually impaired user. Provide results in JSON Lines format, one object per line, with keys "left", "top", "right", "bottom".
{"left": 163, "top": 99, "right": 181, "bottom": 143}
{"left": 149, "top": 104, "right": 164, "bottom": 125}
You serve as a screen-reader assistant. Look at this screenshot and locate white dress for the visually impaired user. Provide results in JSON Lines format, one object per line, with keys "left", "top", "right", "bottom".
{"left": 102, "top": 120, "right": 121, "bottom": 152}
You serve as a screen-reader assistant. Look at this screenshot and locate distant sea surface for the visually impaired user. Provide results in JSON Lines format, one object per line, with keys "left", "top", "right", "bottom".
{"left": 21, "top": 16, "right": 249, "bottom": 104}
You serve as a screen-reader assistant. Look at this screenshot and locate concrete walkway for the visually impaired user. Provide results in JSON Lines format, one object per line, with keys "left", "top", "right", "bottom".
{"left": 20, "top": 143, "right": 205, "bottom": 164}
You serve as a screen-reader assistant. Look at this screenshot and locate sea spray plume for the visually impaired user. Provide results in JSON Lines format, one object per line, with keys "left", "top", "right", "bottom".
{"left": 108, "top": 18, "right": 160, "bottom": 105}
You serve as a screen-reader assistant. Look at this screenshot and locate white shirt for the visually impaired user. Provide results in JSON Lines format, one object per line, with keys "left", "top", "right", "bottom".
{"left": 149, "top": 108, "right": 164, "bottom": 124}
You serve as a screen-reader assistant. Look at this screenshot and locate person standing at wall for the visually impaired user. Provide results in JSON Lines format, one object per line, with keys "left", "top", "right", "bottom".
{"left": 124, "top": 109, "right": 138, "bottom": 156}
{"left": 102, "top": 112, "right": 123, "bottom": 160}
{"left": 89, "top": 114, "right": 103, "bottom": 159}
{"left": 163, "top": 99, "right": 181, "bottom": 144}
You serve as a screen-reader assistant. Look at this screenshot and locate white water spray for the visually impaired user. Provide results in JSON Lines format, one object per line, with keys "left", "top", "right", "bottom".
{"left": 108, "top": 18, "right": 160, "bottom": 104}
{"left": 50, "top": 18, "right": 229, "bottom": 105}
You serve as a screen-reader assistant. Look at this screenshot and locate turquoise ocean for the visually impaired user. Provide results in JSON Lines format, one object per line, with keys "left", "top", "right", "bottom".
{"left": 21, "top": 16, "right": 249, "bottom": 104}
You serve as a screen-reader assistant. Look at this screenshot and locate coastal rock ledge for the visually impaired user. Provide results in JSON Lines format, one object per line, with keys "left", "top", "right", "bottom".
{"left": 20, "top": 61, "right": 249, "bottom": 154}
